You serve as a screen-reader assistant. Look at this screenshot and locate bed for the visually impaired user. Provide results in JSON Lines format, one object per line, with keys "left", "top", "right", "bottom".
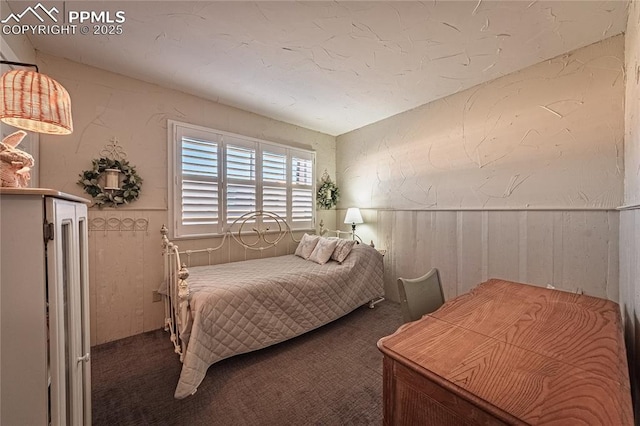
{"left": 160, "top": 211, "right": 385, "bottom": 399}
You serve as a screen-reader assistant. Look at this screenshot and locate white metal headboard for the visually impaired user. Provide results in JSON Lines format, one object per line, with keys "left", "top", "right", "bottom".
{"left": 160, "top": 210, "right": 305, "bottom": 360}
{"left": 318, "top": 219, "right": 362, "bottom": 243}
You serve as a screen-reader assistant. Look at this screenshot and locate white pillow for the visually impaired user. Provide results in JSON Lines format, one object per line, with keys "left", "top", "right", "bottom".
{"left": 331, "top": 238, "right": 357, "bottom": 263}
{"left": 308, "top": 237, "right": 338, "bottom": 265}
{"left": 294, "top": 233, "right": 320, "bottom": 259}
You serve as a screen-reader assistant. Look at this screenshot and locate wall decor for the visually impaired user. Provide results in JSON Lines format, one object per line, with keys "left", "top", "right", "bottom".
{"left": 89, "top": 217, "right": 149, "bottom": 235}
{"left": 78, "top": 138, "right": 142, "bottom": 207}
{"left": 0, "top": 130, "right": 34, "bottom": 187}
{"left": 317, "top": 169, "right": 339, "bottom": 209}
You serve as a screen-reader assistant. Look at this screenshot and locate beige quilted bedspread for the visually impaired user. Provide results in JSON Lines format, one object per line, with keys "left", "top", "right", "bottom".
{"left": 174, "top": 244, "right": 384, "bottom": 399}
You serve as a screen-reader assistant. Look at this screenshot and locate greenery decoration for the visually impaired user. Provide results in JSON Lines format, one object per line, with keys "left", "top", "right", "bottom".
{"left": 78, "top": 157, "right": 142, "bottom": 207}
{"left": 317, "top": 170, "right": 339, "bottom": 210}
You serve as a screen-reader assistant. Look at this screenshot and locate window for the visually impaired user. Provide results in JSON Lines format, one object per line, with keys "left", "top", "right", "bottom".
{"left": 169, "top": 120, "right": 315, "bottom": 238}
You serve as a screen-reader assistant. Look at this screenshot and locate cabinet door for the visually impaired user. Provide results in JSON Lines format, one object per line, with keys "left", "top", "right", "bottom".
{"left": 0, "top": 195, "right": 48, "bottom": 426}
{"left": 46, "top": 198, "right": 91, "bottom": 426}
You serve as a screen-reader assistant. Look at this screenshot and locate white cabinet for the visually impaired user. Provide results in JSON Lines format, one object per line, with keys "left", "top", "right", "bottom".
{"left": 1, "top": 188, "right": 91, "bottom": 425}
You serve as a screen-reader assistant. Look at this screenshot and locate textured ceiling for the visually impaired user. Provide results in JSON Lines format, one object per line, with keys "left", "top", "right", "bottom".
{"left": 10, "top": 1, "right": 629, "bottom": 136}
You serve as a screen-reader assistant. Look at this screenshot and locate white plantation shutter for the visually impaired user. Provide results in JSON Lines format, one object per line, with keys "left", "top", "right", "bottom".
{"left": 292, "top": 188, "right": 313, "bottom": 221}
{"left": 291, "top": 155, "right": 314, "bottom": 227}
{"left": 263, "top": 186, "right": 287, "bottom": 217}
{"left": 226, "top": 142, "right": 256, "bottom": 224}
{"left": 263, "top": 151, "right": 287, "bottom": 183}
{"left": 262, "top": 149, "right": 287, "bottom": 220}
{"left": 292, "top": 156, "right": 313, "bottom": 186}
{"left": 181, "top": 138, "right": 218, "bottom": 225}
{"left": 169, "top": 120, "right": 315, "bottom": 238}
{"left": 173, "top": 126, "right": 223, "bottom": 237}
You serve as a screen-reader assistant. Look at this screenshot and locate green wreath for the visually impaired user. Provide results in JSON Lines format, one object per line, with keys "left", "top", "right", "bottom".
{"left": 317, "top": 173, "right": 340, "bottom": 210}
{"left": 78, "top": 157, "right": 142, "bottom": 207}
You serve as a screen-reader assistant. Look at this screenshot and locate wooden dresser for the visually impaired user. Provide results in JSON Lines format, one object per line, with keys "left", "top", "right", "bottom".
{"left": 377, "top": 279, "right": 633, "bottom": 425}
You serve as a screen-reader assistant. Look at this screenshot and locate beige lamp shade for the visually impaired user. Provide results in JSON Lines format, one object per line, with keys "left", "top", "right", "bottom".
{"left": 0, "top": 69, "right": 73, "bottom": 135}
{"left": 344, "top": 207, "right": 364, "bottom": 225}
{"left": 344, "top": 207, "right": 363, "bottom": 241}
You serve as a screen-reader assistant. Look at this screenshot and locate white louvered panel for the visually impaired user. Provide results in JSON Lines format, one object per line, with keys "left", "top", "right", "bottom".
{"left": 180, "top": 135, "right": 219, "bottom": 230}
{"left": 292, "top": 157, "right": 312, "bottom": 185}
{"left": 226, "top": 145, "right": 255, "bottom": 180}
{"left": 226, "top": 144, "right": 256, "bottom": 224}
{"left": 181, "top": 179, "right": 218, "bottom": 225}
{"left": 291, "top": 154, "right": 313, "bottom": 229}
{"left": 263, "top": 186, "right": 287, "bottom": 219}
{"left": 227, "top": 184, "right": 256, "bottom": 222}
{"left": 263, "top": 151, "right": 286, "bottom": 183}
{"left": 181, "top": 137, "right": 218, "bottom": 177}
{"left": 292, "top": 188, "right": 313, "bottom": 224}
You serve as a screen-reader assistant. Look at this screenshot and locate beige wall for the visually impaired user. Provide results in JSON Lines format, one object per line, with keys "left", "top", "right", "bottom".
{"left": 622, "top": 0, "right": 640, "bottom": 417}
{"left": 338, "top": 35, "right": 624, "bottom": 210}
{"left": 33, "top": 53, "right": 337, "bottom": 344}
{"left": 0, "top": 0, "right": 35, "bottom": 64}
{"left": 337, "top": 36, "right": 625, "bottom": 302}
{"left": 36, "top": 53, "right": 337, "bottom": 211}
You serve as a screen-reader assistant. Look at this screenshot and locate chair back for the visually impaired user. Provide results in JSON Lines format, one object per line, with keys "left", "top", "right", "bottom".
{"left": 397, "top": 268, "right": 445, "bottom": 323}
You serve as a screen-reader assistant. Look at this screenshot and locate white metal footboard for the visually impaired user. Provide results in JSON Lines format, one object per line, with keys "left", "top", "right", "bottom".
{"left": 160, "top": 225, "right": 192, "bottom": 361}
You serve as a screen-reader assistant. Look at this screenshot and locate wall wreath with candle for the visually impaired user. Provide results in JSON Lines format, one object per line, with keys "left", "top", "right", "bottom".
{"left": 317, "top": 170, "right": 339, "bottom": 210}
{"left": 78, "top": 138, "right": 142, "bottom": 208}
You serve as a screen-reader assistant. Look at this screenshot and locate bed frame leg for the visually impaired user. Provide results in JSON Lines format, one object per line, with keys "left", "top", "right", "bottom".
{"left": 368, "top": 296, "right": 385, "bottom": 309}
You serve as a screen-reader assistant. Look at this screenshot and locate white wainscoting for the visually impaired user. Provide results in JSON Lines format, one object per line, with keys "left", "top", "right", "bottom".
{"left": 619, "top": 207, "right": 640, "bottom": 410}
{"left": 88, "top": 211, "right": 166, "bottom": 345}
{"left": 371, "top": 209, "right": 619, "bottom": 303}
{"left": 87, "top": 210, "right": 304, "bottom": 345}
{"left": 619, "top": 207, "right": 640, "bottom": 329}
{"left": 88, "top": 207, "right": 623, "bottom": 345}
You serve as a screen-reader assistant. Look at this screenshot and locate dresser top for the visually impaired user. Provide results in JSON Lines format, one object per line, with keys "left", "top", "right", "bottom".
{"left": 0, "top": 188, "right": 90, "bottom": 204}
{"left": 378, "top": 279, "right": 633, "bottom": 425}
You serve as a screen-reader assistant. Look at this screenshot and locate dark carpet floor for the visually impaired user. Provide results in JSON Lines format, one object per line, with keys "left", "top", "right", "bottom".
{"left": 91, "top": 301, "right": 403, "bottom": 426}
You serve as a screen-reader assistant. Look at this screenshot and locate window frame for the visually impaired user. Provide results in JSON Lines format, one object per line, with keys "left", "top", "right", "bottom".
{"left": 168, "top": 120, "right": 316, "bottom": 239}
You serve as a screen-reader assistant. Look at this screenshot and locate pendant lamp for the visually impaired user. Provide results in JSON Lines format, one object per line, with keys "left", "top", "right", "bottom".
{"left": 0, "top": 61, "right": 73, "bottom": 135}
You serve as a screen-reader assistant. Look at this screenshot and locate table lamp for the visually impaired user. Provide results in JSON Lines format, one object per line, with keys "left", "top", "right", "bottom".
{"left": 344, "top": 207, "right": 363, "bottom": 241}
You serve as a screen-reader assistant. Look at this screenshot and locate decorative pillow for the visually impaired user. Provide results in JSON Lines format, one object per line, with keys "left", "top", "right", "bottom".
{"left": 294, "top": 233, "right": 320, "bottom": 259}
{"left": 308, "top": 237, "right": 339, "bottom": 265}
{"left": 331, "top": 238, "right": 357, "bottom": 263}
